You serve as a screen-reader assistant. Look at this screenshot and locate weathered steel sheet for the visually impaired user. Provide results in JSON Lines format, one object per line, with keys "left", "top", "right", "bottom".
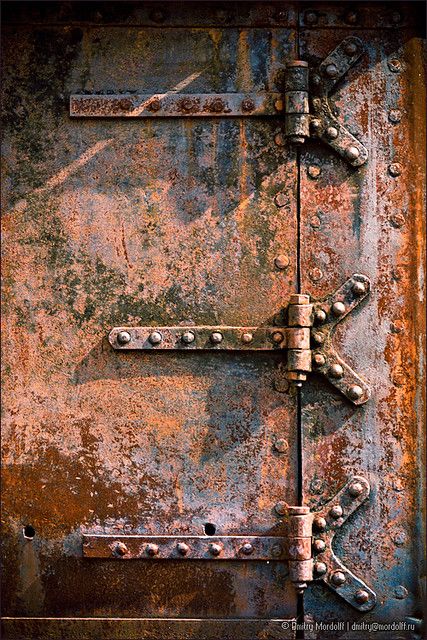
{"left": 299, "top": 4, "right": 425, "bottom": 636}
{"left": 1, "top": 1, "right": 299, "bottom": 633}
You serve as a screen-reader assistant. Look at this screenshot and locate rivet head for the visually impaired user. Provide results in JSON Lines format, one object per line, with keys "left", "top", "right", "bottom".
{"left": 149, "top": 331, "right": 162, "bottom": 345}
{"left": 314, "top": 561, "right": 327, "bottom": 575}
{"left": 313, "top": 516, "right": 327, "bottom": 531}
{"left": 114, "top": 541, "right": 128, "bottom": 556}
{"left": 241, "top": 332, "right": 253, "bottom": 344}
{"left": 274, "top": 132, "right": 286, "bottom": 146}
{"left": 345, "top": 10, "right": 358, "bottom": 24}
{"left": 352, "top": 281, "right": 366, "bottom": 296}
{"left": 344, "top": 42, "right": 358, "bottom": 56}
{"left": 355, "top": 589, "right": 370, "bottom": 604}
{"left": 182, "top": 331, "right": 195, "bottom": 344}
{"left": 332, "top": 301, "right": 346, "bottom": 317}
{"left": 388, "top": 162, "right": 402, "bottom": 177}
{"left": 331, "top": 571, "right": 346, "bottom": 586}
{"left": 311, "top": 75, "right": 321, "bottom": 87}
{"left": 241, "top": 543, "right": 254, "bottom": 555}
{"left": 177, "top": 542, "right": 190, "bottom": 556}
{"left": 147, "top": 98, "right": 161, "bottom": 112}
{"left": 326, "top": 126, "right": 338, "bottom": 140}
{"left": 274, "top": 254, "right": 290, "bottom": 269}
{"left": 394, "top": 585, "right": 408, "bottom": 599}
{"left": 348, "top": 481, "right": 364, "bottom": 497}
{"left": 146, "top": 543, "right": 159, "bottom": 556}
{"left": 310, "top": 118, "right": 322, "bottom": 134}
{"left": 274, "top": 98, "right": 284, "bottom": 112}
{"left": 312, "top": 331, "right": 325, "bottom": 346}
{"left": 271, "top": 331, "right": 284, "bottom": 344}
{"left": 345, "top": 146, "right": 360, "bottom": 161}
{"left": 329, "top": 364, "right": 344, "bottom": 379}
{"left": 390, "top": 213, "right": 406, "bottom": 228}
{"left": 210, "top": 331, "right": 223, "bottom": 344}
{"left": 275, "top": 501, "right": 288, "bottom": 516}
{"left": 388, "top": 58, "right": 402, "bottom": 73}
{"left": 388, "top": 109, "right": 402, "bottom": 124}
{"left": 391, "top": 11, "right": 402, "bottom": 24}
{"left": 313, "top": 539, "right": 326, "bottom": 553}
{"left": 271, "top": 543, "right": 283, "bottom": 557}
{"left": 274, "top": 438, "right": 289, "bottom": 453}
{"left": 209, "top": 543, "right": 222, "bottom": 556}
{"left": 348, "top": 385, "right": 363, "bottom": 401}
{"left": 242, "top": 98, "right": 255, "bottom": 113}
{"left": 325, "top": 64, "right": 338, "bottom": 78}
{"left": 314, "top": 308, "right": 327, "bottom": 324}
{"left": 304, "top": 10, "right": 318, "bottom": 25}
{"left": 149, "top": 9, "right": 165, "bottom": 23}
{"left": 313, "top": 353, "right": 326, "bottom": 367}
{"left": 117, "top": 331, "right": 131, "bottom": 345}
{"left": 309, "top": 267, "right": 323, "bottom": 282}
{"left": 329, "top": 505, "right": 343, "bottom": 519}
{"left": 307, "top": 165, "right": 321, "bottom": 179}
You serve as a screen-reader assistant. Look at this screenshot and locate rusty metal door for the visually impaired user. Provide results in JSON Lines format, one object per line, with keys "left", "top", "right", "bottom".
{"left": 1, "top": 2, "right": 425, "bottom": 640}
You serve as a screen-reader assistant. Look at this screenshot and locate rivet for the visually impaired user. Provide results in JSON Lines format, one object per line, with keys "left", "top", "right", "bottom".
{"left": 394, "top": 585, "right": 408, "bottom": 599}
{"left": 348, "top": 385, "right": 363, "bottom": 400}
{"left": 331, "top": 571, "right": 346, "bottom": 586}
{"left": 275, "top": 501, "right": 288, "bottom": 516}
{"left": 117, "top": 331, "right": 131, "bottom": 345}
{"left": 345, "top": 146, "right": 360, "bottom": 161}
{"left": 312, "top": 353, "right": 326, "bottom": 367}
{"left": 177, "top": 542, "right": 190, "bottom": 556}
{"left": 146, "top": 543, "right": 159, "bottom": 556}
{"left": 215, "top": 8, "right": 229, "bottom": 22}
{"left": 149, "top": 9, "right": 165, "bottom": 23}
{"left": 312, "top": 332, "right": 325, "bottom": 346}
{"left": 313, "top": 539, "right": 326, "bottom": 553}
{"left": 390, "top": 320, "right": 405, "bottom": 334}
{"left": 271, "top": 543, "right": 283, "bottom": 557}
{"left": 309, "top": 267, "right": 323, "bottom": 282}
{"left": 310, "top": 215, "right": 321, "bottom": 229}
{"left": 390, "top": 213, "right": 405, "bottom": 228}
{"left": 274, "top": 133, "right": 286, "bottom": 146}
{"left": 348, "top": 481, "right": 364, "bottom": 497}
{"left": 352, "top": 281, "right": 366, "bottom": 296}
{"left": 345, "top": 10, "right": 358, "bottom": 24}
{"left": 210, "top": 331, "right": 223, "bottom": 344}
{"left": 388, "top": 109, "right": 402, "bottom": 124}
{"left": 147, "top": 99, "right": 161, "bottom": 112}
{"left": 274, "top": 438, "right": 289, "bottom": 453}
{"left": 241, "top": 332, "right": 253, "bottom": 344}
{"left": 313, "top": 516, "right": 327, "bottom": 531}
{"left": 388, "top": 58, "right": 402, "bottom": 73}
{"left": 271, "top": 331, "right": 284, "bottom": 344}
{"left": 332, "top": 301, "right": 346, "bottom": 317}
{"left": 242, "top": 98, "right": 255, "bottom": 113}
{"left": 388, "top": 163, "right": 402, "bottom": 177}
{"left": 355, "top": 589, "right": 370, "bottom": 604}
{"left": 114, "top": 541, "right": 128, "bottom": 556}
{"left": 182, "top": 331, "right": 195, "bottom": 344}
{"left": 274, "top": 98, "right": 284, "bottom": 112}
{"left": 314, "top": 561, "right": 327, "bottom": 575}
{"left": 241, "top": 543, "right": 254, "bottom": 555}
{"left": 274, "top": 254, "right": 290, "bottom": 269}
{"left": 325, "top": 126, "right": 338, "bottom": 140}
{"left": 344, "top": 42, "right": 358, "bottom": 56}
{"left": 329, "top": 505, "right": 343, "bottom": 519}
{"left": 329, "top": 364, "right": 344, "bottom": 379}
{"left": 209, "top": 543, "right": 222, "bottom": 556}
{"left": 274, "top": 192, "right": 287, "bottom": 208}
{"left": 325, "top": 64, "right": 338, "bottom": 78}
{"left": 310, "top": 118, "right": 322, "bottom": 134}
{"left": 304, "top": 10, "right": 318, "bottom": 25}
{"left": 311, "top": 75, "right": 321, "bottom": 87}
{"left": 149, "top": 331, "right": 162, "bottom": 345}
{"left": 393, "top": 531, "right": 407, "bottom": 546}
{"left": 314, "top": 308, "right": 327, "bottom": 323}
{"left": 391, "top": 11, "right": 402, "bottom": 24}
{"left": 307, "top": 165, "right": 321, "bottom": 179}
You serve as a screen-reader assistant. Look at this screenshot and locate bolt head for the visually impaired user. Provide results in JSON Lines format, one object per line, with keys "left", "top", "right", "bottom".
{"left": 355, "top": 589, "right": 370, "bottom": 604}
{"left": 326, "top": 126, "right": 338, "bottom": 140}
{"left": 305, "top": 10, "right": 318, "bottom": 25}
{"left": 209, "top": 543, "right": 222, "bottom": 556}
{"left": 117, "top": 331, "right": 131, "bottom": 345}
{"left": 388, "top": 162, "right": 402, "bottom": 177}
{"left": 388, "top": 58, "right": 402, "bottom": 73}
{"left": 241, "top": 332, "right": 253, "bottom": 344}
{"left": 312, "top": 353, "right": 326, "bottom": 367}
{"left": 352, "top": 281, "right": 366, "bottom": 296}
{"left": 348, "top": 481, "right": 364, "bottom": 497}
{"left": 345, "top": 10, "right": 358, "bottom": 24}
{"left": 146, "top": 543, "right": 159, "bottom": 556}
{"left": 388, "top": 109, "right": 402, "bottom": 124}
{"left": 275, "top": 501, "right": 288, "bottom": 516}
{"left": 274, "top": 254, "right": 290, "bottom": 270}
{"left": 177, "top": 542, "right": 190, "bottom": 556}
{"left": 331, "top": 571, "right": 346, "bottom": 586}
{"left": 314, "top": 308, "right": 327, "bottom": 324}
{"left": 149, "top": 331, "right": 162, "bottom": 345}
{"left": 242, "top": 98, "right": 255, "bottom": 113}
{"left": 210, "top": 331, "right": 223, "bottom": 344}
{"left": 271, "top": 331, "right": 284, "bottom": 344}
{"left": 274, "top": 438, "right": 289, "bottom": 453}
{"left": 313, "top": 515, "right": 327, "bottom": 531}
{"left": 329, "top": 363, "right": 344, "bottom": 379}
{"left": 332, "top": 301, "right": 346, "bottom": 317}
{"left": 325, "top": 64, "right": 338, "bottom": 78}
{"left": 274, "top": 98, "right": 284, "bottom": 112}
{"left": 312, "top": 331, "right": 325, "bottom": 346}
{"left": 181, "top": 330, "right": 195, "bottom": 344}
{"left": 241, "top": 543, "right": 254, "bottom": 555}
{"left": 345, "top": 146, "right": 360, "bottom": 161}
{"left": 314, "top": 561, "right": 327, "bottom": 575}
{"left": 329, "top": 505, "right": 343, "bottom": 519}
{"left": 114, "top": 541, "right": 128, "bottom": 556}
{"left": 313, "top": 538, "right": 326, "bottom": 553}
{"left": 310, "top": 118, "right": 322, "bottom": 134}
{"left": 274, "top": 133, "right": 286, "bottom": 146}
{"left": 344, "top": 42, "right": 358, "bottom": 56}
{"left": 307, "top": 165, "right": 321, "bottom": 179}
{"left": 391, "top": 11, "right": 402, "bottom": 24}
{"left": 348, "top": 385, "right": 363, "bottom": 401}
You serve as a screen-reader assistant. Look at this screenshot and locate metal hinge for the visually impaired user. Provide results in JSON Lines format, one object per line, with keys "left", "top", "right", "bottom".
{"left": 109, "top": 274, "right": 371, "bottom": 405}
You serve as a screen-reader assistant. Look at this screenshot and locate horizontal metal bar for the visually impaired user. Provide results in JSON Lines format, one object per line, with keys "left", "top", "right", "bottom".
{"left": 109, "top": 326, "right": 288, "bottom": 351}
{"left": 70, "top": 92, "right": 283, "bottom": 118}
{"left": 83, "top": 535, "right": 290, "bottom": 560}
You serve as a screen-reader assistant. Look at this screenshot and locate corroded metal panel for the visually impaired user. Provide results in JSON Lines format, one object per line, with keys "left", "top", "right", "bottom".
{"left": 299, "top": 3, "right": 425, "bottom": 635}
{"left": 1, "top": 1, "right": 299, "bottom": 634}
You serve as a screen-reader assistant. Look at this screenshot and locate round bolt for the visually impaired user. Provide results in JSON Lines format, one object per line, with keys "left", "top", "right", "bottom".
{"left": 309, "top": 267, "right": 323, "bottom": 282}
{"left": 305, "top": 10, "right": 318, "bottom": 25}
{"left": 271, "top": 543, "right": 283, "bottom": 557}
{"left": 390, "top": 213, "right": 405, "bottom": 229}
{"left": 241, "top": 332, "right": 253, "bottom": 344}
{"left": 311, "top": 75, "right": 321, "bottom": 87}
{"left": 274, "top": 133, "right": 286, "bottom": 146}
{"left": 313, "top": 515, "right": 327, "bottom": 531}
{"left": 274, "top": 438, "right": 289, "bottom": 453}
{"left": 274, "top": 254, "right": 290, "bottom": 269}
{"left": 329, "top": 364, "right": 344, "bottom": 379}
{"left": 329, "top": 505, "right": 343, "bottom": 519}
{"left": 348, "top": 385, "right": 363, "bottom": 401}
{"left": 331, "top": 571, "right": 346, "bottom": 586}
{"left": 310, "top": 118, "right": 322, "bottom": 135}
{"left": 325, "top": 64, "right": 338, "bottom": 78}
{"left": 117, "top": 331, "right": 131, "bottom": 345}
{"left": 177, "top": 542, "right": 190, "bottom": 556}
{"left": 388, "top": 109, "right": 402, "bottom": 124}
{"left": 210, "top": 331, "right": 223, "bottom": 344}
{"left": 271, "top": 331, "right": 284, "bottom": 344}
{"left": 388, "top": 162, "right": 402, "bottom": 177}
{"left": 388, "top": 58, "right": 402, "bottom": 73}
{"left": 314, "top": 561, "right": 327, "bottom": 575}
{"left": 313, "top": 353, "right": 326, "bottom": 367}
{"left": 312, "top": 331, "right": 325, "bottom": 346}
{"left": 182, "top": 330, "right": 195, "bottom": 344}
{"left": 274, "top": 98, "right": 284, "bottom": 112}
{"left": 307, "top": 165, "right": 321, "bottom": 179}
{"left": 344, "top": 42, "right": 358, "bottom": 56}
{"left": 209, "top": 543, "right": 222, "bottom": 556}
{"left": 241, "top": 543, "right": 254, "bottom": 555}
{"left": 313, "top": 538, "right": 326, "bottom": 553}
{"left": 326, "top": 126, "right": 339, "bottom": 140}
{"left": 355, "top": 589, "right": 370, "bottom": 604}
{"left": 332, "top": 301, "right": 346, "bottom": 317}
{"left": 352, "top": 280, "right": 366, "bottom": 296}
{"left": 391, "top": 11, "right": 402, "bottom": 24}
{"left": 348, "top": 481, "right": 364, "bottom": 497}
{"left": 275, "top": 501, "right": 288, "bottom": 516}
{"left": 216, "top": 8, "right": 228, "bottom": 22}
{"left": 242, "top": 98, "right": 255, "bottom": 113}
{"left": 274, "top": 192, "right": 287, "bottom": 208}
{"left": 149, "top": 9, "right": 165, "bottom": 23}
{"left": 345, "top": 146, "right": 360, "bottom": 161}
{"left": 310, "top": 215, "right": 321, "bottom": 229}
{"left": 345, "top": 10, "right": 358, "bottom": 24}
{"left": 146, "top": 543, "right": 159, "bottom": 556}
{"left": 314, "top": 308, "right": 327, "bottom": 323}
{"left": 394, "top": 585, "right": 408, "bottom": 599}
{"left": 149, "top": 331, "right": 162, "bottom": 345}
{"left": 147, "top": 99, "right": 161, "bottom": 112}
{"left": 114, "top": 541, "right": 128, "bottom": 556}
